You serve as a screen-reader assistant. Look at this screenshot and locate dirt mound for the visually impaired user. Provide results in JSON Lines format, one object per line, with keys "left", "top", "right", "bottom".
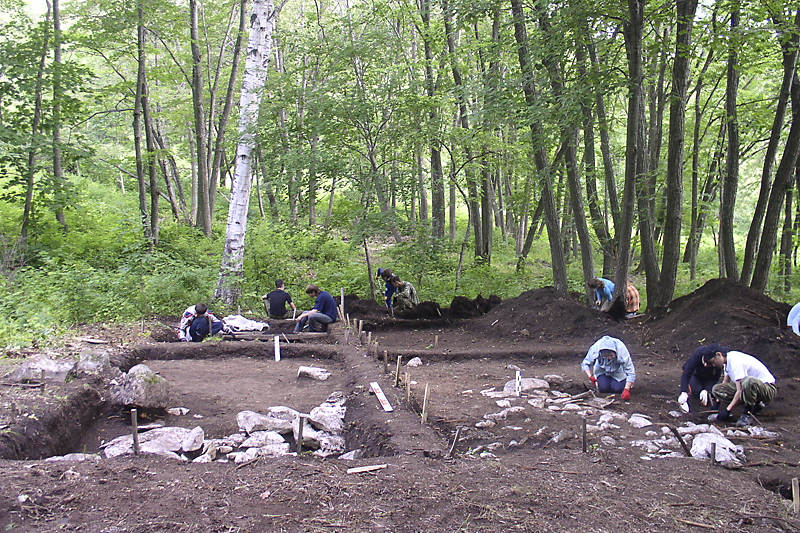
{"left": 448, "top": 294, "right": 501, "bottom": 318}
{"left": 470, "top": 286, "right": 615, "bottom": 340}
{"left": 642, "top": 278, "right": 800, "bottom": 374}
{"left": 396, "top": 301, "right": 442, "bottom": 319}
{"left": 341, "top": 294, "right": 387, "bottom": 320}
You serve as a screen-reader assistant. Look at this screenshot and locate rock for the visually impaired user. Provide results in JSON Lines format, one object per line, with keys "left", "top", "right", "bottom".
{"left": 502, "top": 378, "right": 549, "bottom": 394}
{"left": 406, "top": 357, "right": 423, "bottom": 367}
{"left": 691, "top": 433, "right": 745, "bottom": 465}
{"left": 237, "top": 410, "right": 295, "bottom": 435}
{"left": 192, "top": 454, "right": 213, "bottom": 463}
{"left": 45, "top": 453, "right": 101, "bottom": 463}
{"left": 297, "top": 366, "right": 331, "bottom": 380}
{"left": 76, "top": 349, "right": 111, "bottom": 377}
{"left": 217, "top": 445, "right": 233, "bottom": 454}
{"left": 628, "top": 415, "right": 653, "bottom": 428}
{"left": 181, "top": 427, "right": 205, "bottom": 453}
{"left": 668, "top": 410, "right": 683, "bottom": 418}
{"left": 309, "top": 402, "right": 346, "bottom": 434}
{"left": 167, "top": 407, "right": 189, "bottom": 416}
{"left": 485, "top": 406, "right": 526, "bottom": 421}
{"left": 110, "top": 364, "right": 169, "bottom": 409}
{"left": 241, "top": 431, "right": 286, "bottom": 448}
{"left": 257, "top": 443, "right": 292, "bottom": 457}
{"left": 677, "top": 423, "right": 723, "bottom": 437}
{"left": 506, "top": 364, "right": 521, "bottom": 372}
{"left": 475, "top": 419, "right": 496, "bottom": 428}
{"left": 101, "top": 426, "right": 193, "bottom": 459}
{"left": 600, "top": 436, "right": 616, "bottom": 446}
{"left": 520, "top": 329, "right": 530, "bottom": 336}
{"left": 9, "top": 355, "right": 76, "bottom": 383}
{"left": 548, "top": 429, "right": 571, "bottom": 444}
{"left": 224, "top": 433, "right": 248, "bottom": 447}
{"left": 527, "top": 398, "right": 546, "bottom": 409}
{"left": 495, "top": 400, "right": 512, "bottom": 408}
{"left": 338, "top": 450, "right": 363, "bottom": 461}
{"left": 201, "top": 440, "right": 218, "bottom": 460}
{"left": 543, "top": 374, "right": 564, "bottom": 385}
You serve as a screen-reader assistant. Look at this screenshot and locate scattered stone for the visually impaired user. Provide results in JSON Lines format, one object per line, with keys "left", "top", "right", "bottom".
{"left": 475, "top": 419, "right": 496, "bottom": 428}
{"left": 485, "top": 442, "right": 503, "bottom": 451}
{"left": 506, "top": 364, "right": 521, "bottom": 372}
{"left": 645, "top": 430, "right": 658, "bottom": 438}
{"left": 461, "top": 390, "right": 473, "bottom": 395}
{"left": 192, "top": 454, "right": 213, "bottom": 463}
{"left": 237, "top": 410, "right": 295, "bottom": 435}
{"left": 297, "top": 366, "right": 331, "bottom": 380}
{"left": 520, "top": 329, "right": 530, "bottom": 336}
{"left": 600, "top": 436, "right": 616, "bottom": 446}
{"left": 747, "top": 426, "right": 780, "bottom": 438}
{"left": 110, "top": 364, "right": 169, "bottom": 409}
{"left": 548, "top": 429, "right": 571, "bottom": 444}
{"left": 258, "top": 443, "right": 292, "bottom": 457}
{"left": 193, "top": 414, "right": 203, "bottom": 419}
{"left": 309, "top": 402, "right": 347, "bottom": 434}
{"left": 241, "top": 431, "right": 286, "bottom": 448}
{"left": 543, "top": 374, "right": 564, "bottom": 385}
{"left": 495, "top": 400, "right": 512, "bottom": 408}
{"left": 182, "top": 427, "right": 205, "bottom": 453}
{"left": 45, "top": 453, "right": 101, "bottom": 463}
{"left": 668, "top": 410, "right": 683, "bottom": 418}
{"left": 339, "top": 450, "right": 363, "bottom": 461}
{"left": 527, "top": 398, "right": 546, "bottom": 409}
{"left": 9, "top": 355, "right": 76, "bottom": 383}
{"left": 406, "top": 357, "right": 423, "bottom": 367}
{"left": 313, "top": 435, "right": 346, "bottom": 457}
{"left": 167, "top": 407, "right": 189, "bottom": 416}
{"left": 485, "top": 406, "right": 526, "bottom": 421}
{"left": 628, "top": 415, "right": 652, "bottom": 428}
{"left": 479, "top": 451, "right": 497, "bottom": 458}
{"left": 76, "top": 349, "right": 111, "bottom": 377}
{"left": 502, "top": 378, "right": 549, "bottom": 394}
{"left": 691, "top": 433, "right": 745, "bottom": 465}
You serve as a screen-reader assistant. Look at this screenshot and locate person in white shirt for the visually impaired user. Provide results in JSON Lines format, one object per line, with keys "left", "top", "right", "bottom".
{"left": 702, "top": 348, "right": 776, "bottom": 427}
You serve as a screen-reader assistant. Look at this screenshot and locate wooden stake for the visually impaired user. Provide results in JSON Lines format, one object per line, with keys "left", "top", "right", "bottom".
{"left": 710, "top": 442, "right": 716, "bottom": 465}
{"left": 421, "top": 383, "right": 430, "bottom": 424}
{"left": 383, "top": 351, "right": 389, "bottom": 373}
{"left": 582, "top": 418, "right": 587, "bottom": 454}
{"left": 668, "top": 425, "right": 693, "bottom": 458}
{"left": 10, "top": 402, "right": 17, "bottom": 424}
{"left": 358, "top": 319, "right": 363, "bottom": 337}
{"left": 792, "top": 477, "right": 799, "bottom": 514}
{"left": 346, "top": 313, "right": 350, "bottom": 329}
{"left": 344, "top": 330, "right": 350, "bottom": 345}
{"left": 405, "top": 372, "right": 411, "bottom": 403}
{"left": 341, "top": 287, "right": 345, "bottom": 313}
{"left": 347, "top": 464, "right": 387, "bottom": 474}
{"left": 297, "top": 416, "right": 305, "bottom": 454}
{"left": 367, "top": 331, "right": 372, "bottom": 346}
{"left": 434, "top": 335, "right": 439, "bottom": 348}
{"left": 131, "top": 409, "right": 140, "bottom": 456}
{"left": 394, "top": 356, "right": 402, "bottom": 387}
{"left": 446, "top": 426, "right": 462, "bottom": 458}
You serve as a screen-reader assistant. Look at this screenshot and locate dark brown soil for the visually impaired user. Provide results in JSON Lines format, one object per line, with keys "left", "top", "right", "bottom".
{"left": 1, "top": 278, "right": 800, "bottom": 532}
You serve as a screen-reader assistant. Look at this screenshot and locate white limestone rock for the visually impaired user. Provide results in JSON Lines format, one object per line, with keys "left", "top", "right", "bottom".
{"left": 45, "top": 453, "right": 101, "bottom": 463}
{"left": 237, "top": 410, "right": 295, "bottom": 435}
{"left": 628, "top": 415, "right": 653, "bottom": 428}
{"left": 502, "top": 378, "right": 549, "bottom": 394}
{"left": 406, "top": 357, "right": 423, "bottom": 367}
{"left": 9, "top": 355, "right": 76, "bottom": 383}
{"left": 182, "top": 426, "right": 205, "bottom": 453}
{"left": 691, "top": 433, "right": 746, "bottom": 465}
{"left": 338, "top": 450, "right": 363, "bottom": 461}
{"left": 110, "top": 364, "right": 169, "bottom": 409}
{"left": 241, "top": 431, "right": 286, "bottom": 448}
{"left": 257, "top": 443, "right": 292, "bottom": 457}
{"left": 297, "top": 366, "right": 331, "bottom": 381}
{"left": 76, "top": 349, "right": 111, "bottom": 377}
{"left": 543, "top": 374, "right": 564, "bottom": 385}
{"left": 309, "top": 402, "right": 346, "bottom": 434}
{"left": 167, "top": 407, "right": 189, "bottom": 416}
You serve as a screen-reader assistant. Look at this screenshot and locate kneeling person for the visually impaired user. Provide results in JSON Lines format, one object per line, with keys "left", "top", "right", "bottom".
{"left": 581, "top": 335, "right": 635, "bottom": 400}
{"left": 703, "top": 348, "right": 776, "bottom": 427}
{"left": 677, "top": 343, "right": 723, "bottom": 413}
{"left": 179, "top": 303, "right": 226, "bottom": 342}
{"left": 391, "top": 276, "right": 419, "bottom": 310}
{"left": 294, "top": 284, "right": 338, "bottom": 333}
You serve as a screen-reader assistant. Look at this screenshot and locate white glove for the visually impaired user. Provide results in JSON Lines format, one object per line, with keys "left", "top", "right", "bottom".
{"left": 678, "top": 392, "right": 689, "bottom": 413}
{"left": 699, "top": 390, "right": 710, "bottom": 406}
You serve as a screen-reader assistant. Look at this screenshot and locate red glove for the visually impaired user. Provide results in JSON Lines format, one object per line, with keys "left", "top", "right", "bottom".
{"left": 589, "top": 376, "right": 598, "bottom": 386}
{"left": 621, "top": 389, "right": 631, "bottom": 401}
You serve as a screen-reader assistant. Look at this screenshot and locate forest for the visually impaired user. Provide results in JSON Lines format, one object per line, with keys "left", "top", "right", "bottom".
{"left": 1, "top": 0, "right": 799, "bottom": 349}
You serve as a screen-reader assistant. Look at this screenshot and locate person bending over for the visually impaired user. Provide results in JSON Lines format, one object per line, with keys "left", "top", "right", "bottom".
{"left": 179, "top": 303, "right": 226, "bottom": 342}
{"left": 581, "top": 335, "right": 635, "bottom": 400}
{"left": 588, "top": 277, "right": 615, "bottom": 312}
{"left": 294, "top": 284, "right": 338, "bottom": 333}
{"left": 677, "top": 343, "right": 723, "bottom": 413}
{"left": 391, "top": 276, "right": 419, "bottom": 310}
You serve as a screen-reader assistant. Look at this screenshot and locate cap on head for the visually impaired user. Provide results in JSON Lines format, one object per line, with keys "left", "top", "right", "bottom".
{"left": 701, "top": 343, "right": 728, "bottom": 365}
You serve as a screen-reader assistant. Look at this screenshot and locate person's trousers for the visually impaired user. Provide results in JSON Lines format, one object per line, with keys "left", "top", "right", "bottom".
{"left": 712, "top": 377, "right": 777, "bottom": 407}
{"left": 294, "top": 312, "right": 334, "bottom": 332}
{"left": 688, "top": 375, "right": 717, "bottom": 398}
{"left": 597, "top": 374, "right": 626, "bottom": 394}
{"left": 189, "top": 317, "right": 224, "bottom": 342}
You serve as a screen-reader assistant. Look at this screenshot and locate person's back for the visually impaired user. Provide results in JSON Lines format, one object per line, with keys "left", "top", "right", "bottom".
{"left": 264, "top": 279, "right": 295, "bottom": 319}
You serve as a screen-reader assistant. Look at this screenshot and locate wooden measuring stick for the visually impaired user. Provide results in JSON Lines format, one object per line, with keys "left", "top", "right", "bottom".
{"left": 394, "top": 356, "right": 402, "bottom": 387}
{"left": 421, "top": 383, "right": 430, "bottom": 424}
{"left": 131, "top": 409, "right": 140, "bottom": 456}
{"left": 347, "top": 464, "right": 387, "bottom": 474}
{"left": 515, "top": 370, "right": 522, "bottom": 396}
{"left": 297, "top": 416, "right": 305, "bottom": 454}
{"left": 383, "top": 351, "right": 389, "bottom": 373}
{"left": 405, "top": 373, "right": 411, "bottom": 403}
{"left": 370, "top": 382, "right": 393, "bottom": 412}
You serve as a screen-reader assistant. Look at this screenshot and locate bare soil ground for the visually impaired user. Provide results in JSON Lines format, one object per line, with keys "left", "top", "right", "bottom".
{"left": 1, "top": 278, "right": 800, "bottom": 532}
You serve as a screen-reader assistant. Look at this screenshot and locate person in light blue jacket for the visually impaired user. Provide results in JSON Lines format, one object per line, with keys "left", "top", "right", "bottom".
{"left": 581, "top": 335, "right": 636, "bottom": 400}
{"left": 588, "top": 277, "right": 615, "bottom": 311}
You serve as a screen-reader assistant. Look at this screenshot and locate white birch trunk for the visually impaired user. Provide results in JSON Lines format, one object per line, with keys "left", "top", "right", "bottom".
{"left": 214, "top": 0, "right": 275, "bottom": 305}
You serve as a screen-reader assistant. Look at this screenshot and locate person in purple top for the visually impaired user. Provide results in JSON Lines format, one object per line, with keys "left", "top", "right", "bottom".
{"left": 294, "top": 284, "right": 338, "bottom": 332}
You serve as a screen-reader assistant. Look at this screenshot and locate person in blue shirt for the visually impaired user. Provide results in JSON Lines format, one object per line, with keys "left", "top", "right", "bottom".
{"left": 376, "top": 267, "right": 396, "bottom": 308}
{"left": 581, "top": 335, "right": 635, "bottom": 399}
{"left": 294, "top": 284, "right": 338, "bottom": 332}
{"left": 588, "top": 277, "right": 615, "bottom": 311}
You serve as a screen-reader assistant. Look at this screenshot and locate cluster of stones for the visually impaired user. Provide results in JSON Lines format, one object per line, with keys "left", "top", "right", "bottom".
{"left": 96, "top": 390, "right": 349, "bottom": 463}
{"left": 464, "top": 369, "right": 780, "bottom": 468}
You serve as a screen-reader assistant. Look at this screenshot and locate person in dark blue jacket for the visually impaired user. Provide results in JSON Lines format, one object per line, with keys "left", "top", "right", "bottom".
{"left": 376, "top": 267, "right": 396, "bottom": 308}
{"left": 294, "top": 284, "right": 338, "bottom": 332}
{"left": 677, "top": 344, "right": 723, "bottom": 413}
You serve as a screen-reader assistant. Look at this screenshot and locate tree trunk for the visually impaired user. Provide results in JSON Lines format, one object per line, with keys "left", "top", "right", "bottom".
{"left": 740, "top": 10, "right": 800, "bottom": 284}
{"left": 215, "top": 0, "right": 276, "bottom": 305}
{"left": 133, "top": 2, "right": 153, "bottom": 249}
{"left": 187, "top": 124, "right": 199, "bottom": 223}
{"left": 52, "top": 0, "right": 68, "bottom": 232}
{"left": 779, "top": 185, "right": 793, "bottom": 294}
{"left": 720, "top": 6, "right": 740, "bottom": 280}
{"left": 510, "top": 0, "right": 568, "bottom": 294}
{"left": 616, "top": 0, "right": 647, "bottom": 306}
{"left": 190, "top": 0, "right": 212, "bottom": 237}
{"left": 653, "top": 0, "right": 699, "bottom": 308}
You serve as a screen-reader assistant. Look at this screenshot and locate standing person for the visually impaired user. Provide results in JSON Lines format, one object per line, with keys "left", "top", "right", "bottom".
{"left": 677, "top": 344, "right": 723, "bottom": 413}
{"left": 626, "top": 282, "right": 640, "bottom": 317}
{"left": 178, "top": 303, "right": 227, "bottom": 342}
{"left": 581, "top": 335, "right": 635, "bottom": 400}
{"left": 376, "top": 268, "right": 395, "bottom": 308}
{"left": 294, "top": 284, "right": 338, "bottom": 333}
{"left": 588, "top": 277, "right": 615, "bottom": 311}
{"left": 391, "top": 276, "right": 419, "bottom": 310}
{"left": 262, "top": 279, "right": 296, "bottom": 319}
{"left": 703, "top": 348, "right": 777, "bottom": 427}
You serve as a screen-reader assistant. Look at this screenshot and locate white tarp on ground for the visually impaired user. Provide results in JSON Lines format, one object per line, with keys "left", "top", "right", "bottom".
{"left": 223, "top": 315, "right": 269, "bottom": 332}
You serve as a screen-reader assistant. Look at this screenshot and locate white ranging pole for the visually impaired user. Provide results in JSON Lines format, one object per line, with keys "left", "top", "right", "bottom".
{"left": 515, "top": 370, "right": 522, "bottom": 397}
{"left": 274, "top": 335, "right": 281, "bottom": 361}
{"left": 214, "top": 0, "right": 276, "bottom": 305}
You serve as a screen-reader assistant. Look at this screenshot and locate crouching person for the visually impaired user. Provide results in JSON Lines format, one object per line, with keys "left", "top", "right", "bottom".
{"left": 179, "top": 303, "right": 227, "bottom": 342}
{"left": 703, "top": 348, "right": 777, "bottom": 427}
{"left": 294, "top": 284, "right": 338, "bottom": 333}
{"left": 581, "top": 335, "right": 635, "bottom": 400}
